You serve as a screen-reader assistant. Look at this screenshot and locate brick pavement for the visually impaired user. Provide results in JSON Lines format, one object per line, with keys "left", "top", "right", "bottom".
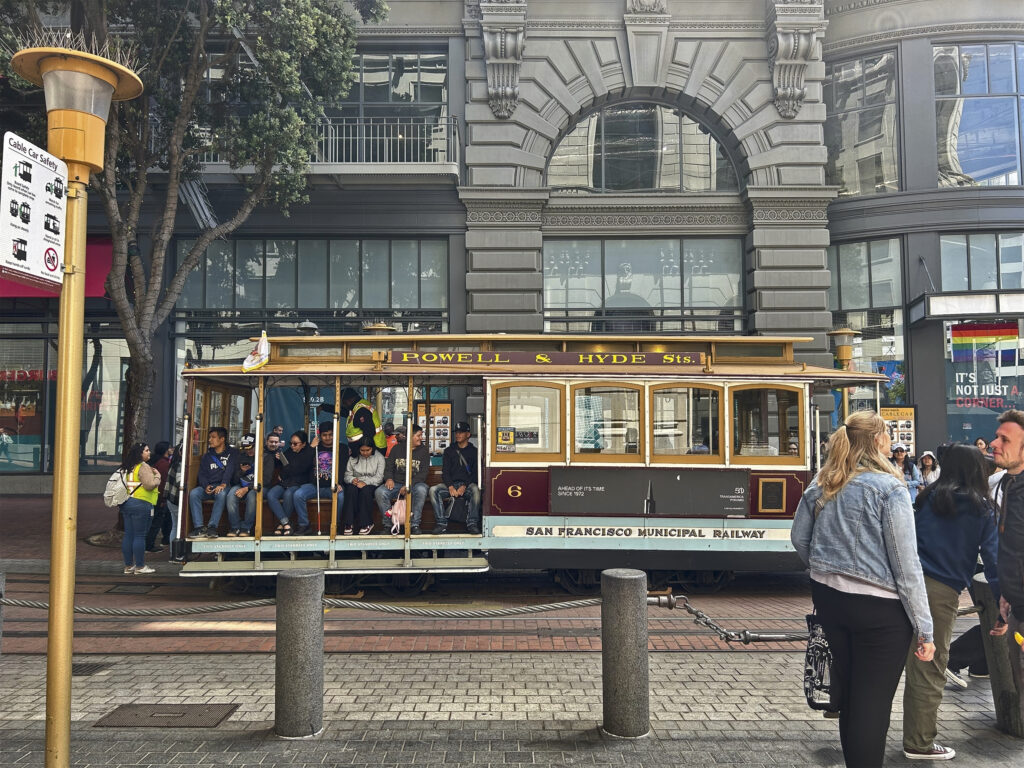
{"left": 1, "top": 652, "right": 1020, "bottom": 767}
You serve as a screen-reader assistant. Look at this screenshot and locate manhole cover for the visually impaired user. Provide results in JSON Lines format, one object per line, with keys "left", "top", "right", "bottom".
{"left": 106, "top": 584, "right": 156, "bottom": 594}
{"left": 71, "top": 662, "right": 114, "bottom": 676}
{"left": 94, "top": 704, "right": 238, "bottom": 728}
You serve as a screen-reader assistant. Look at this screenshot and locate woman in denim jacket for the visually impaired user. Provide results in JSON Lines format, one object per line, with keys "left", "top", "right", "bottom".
{"left": 792, "top": 410, "right": 935, "bottom": 768}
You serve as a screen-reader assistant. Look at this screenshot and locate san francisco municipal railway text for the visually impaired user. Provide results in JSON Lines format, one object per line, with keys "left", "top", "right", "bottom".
{"left": 524, "top": 526, "right": 767, "bottom": 539}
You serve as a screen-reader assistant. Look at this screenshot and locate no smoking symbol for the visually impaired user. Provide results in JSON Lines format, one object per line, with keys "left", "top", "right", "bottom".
{"left": 44, "top": 247, "right": 59, "bottom": 272}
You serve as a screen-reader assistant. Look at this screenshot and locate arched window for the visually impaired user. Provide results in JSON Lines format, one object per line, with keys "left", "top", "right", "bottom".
{"left": 547, "top": 103, "right": 738, "bottom": 192}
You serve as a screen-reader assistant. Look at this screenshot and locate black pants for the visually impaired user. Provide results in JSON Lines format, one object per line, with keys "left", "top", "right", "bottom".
{"left": 341, "top": 483, "right": 377, "bottom": 530}
{"left": 948, "top": 581, "right": 987, "bottom": 675}
{"left": 145, "top": 503, "right": 171, "bottom": 549}
{"left": 812, "top": 580, "right": 914, "bottom": 768}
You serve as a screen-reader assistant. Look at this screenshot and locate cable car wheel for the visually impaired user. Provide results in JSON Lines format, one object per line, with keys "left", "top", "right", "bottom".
{"left": 380, "top": 573, "right": 432, "bottom": 598}
{"left": 552, "top": 568, "right": 602, "bottom": 596}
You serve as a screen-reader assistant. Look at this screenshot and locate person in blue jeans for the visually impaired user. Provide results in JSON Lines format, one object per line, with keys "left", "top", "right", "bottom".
{"left": 267, "top": 430, "right": 315, "bottom": 535}
{"left": 225, "top": 433, "right": 259, "bottom": 536}
{"left": 375, "top": 423, "right": 430, "bottom": 534}
{"left": 428, "top": 421, "right": 482, "bottom": 534}
{"left": 121, "top": 442, "right": 161, "bottom": 575}
{"left": 188, "top": 427, "right": 238, "bottom": 538}
{"left": 292, "top": 422, "right": 344, "bottom": 535}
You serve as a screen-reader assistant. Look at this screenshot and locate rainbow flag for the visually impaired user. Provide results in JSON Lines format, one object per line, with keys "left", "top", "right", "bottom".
{"left": 951, "top": 322, "right": 1018, "bottom": 363}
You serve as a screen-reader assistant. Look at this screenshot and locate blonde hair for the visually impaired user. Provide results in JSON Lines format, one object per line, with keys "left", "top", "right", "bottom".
{"left": 816, "top": 410, "right": 903, "bottom": 504}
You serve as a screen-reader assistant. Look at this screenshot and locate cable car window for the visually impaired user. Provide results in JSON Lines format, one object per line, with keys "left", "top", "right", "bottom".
{"left": 731, "top": 387, "right": 801, "bottom": 460}
{"left": 493, "top": 384, "right": 563, "bottom": 456}
{"left": 572, "top": 385, "right": 642, "bottom": 457}
{"left": 652, "top": 386, "right": 720, "bottom": 458}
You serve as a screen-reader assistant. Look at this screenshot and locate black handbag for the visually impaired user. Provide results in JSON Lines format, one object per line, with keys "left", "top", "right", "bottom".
{"left": 804, "top": 612, "right": 838, "bottom": 712}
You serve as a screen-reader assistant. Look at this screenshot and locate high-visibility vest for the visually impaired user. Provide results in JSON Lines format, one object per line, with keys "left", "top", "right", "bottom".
{"left": 345, "top": 398, "right": 386, "bottom": 449}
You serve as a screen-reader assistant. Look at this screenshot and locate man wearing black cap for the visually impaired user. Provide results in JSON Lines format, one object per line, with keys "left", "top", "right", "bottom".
{"left": 429, "top": 421, "right": 481, "bottom": 534}
{"left": 226, "top": 433, "right": 258, "bottom": 536}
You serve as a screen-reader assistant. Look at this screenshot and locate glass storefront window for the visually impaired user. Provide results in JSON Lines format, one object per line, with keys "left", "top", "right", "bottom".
{"left": 827, "top": 238, "right": 903, "bottom": 311}
{"left": 205, "top": 241, "right": 234, "bottom": 310}
{"left": 236, "top": 240, "right": 264, "bottom": 308}
{"left": 0, "top": 339, "right": 46, "bottom": 472}
{"left": 825, "top": 51, "right": 899, "bottom": 197}
{"left": 492, "top": 384, "right": 563, "bottom": 457}
{"left": 941, "top": 231, "right": 1024, "bottom": 290}
{"left": 329, "top": 239, "right": 360, "bottom": 309}
{"left": 543, "top": 238, "right": 743, "bottom": 333}
{"left": 547, "top": 102, "right": 739, "bottom": 193}
{"left": 652, "top": 387, "right": 720, "bottom": 457}
{"left": 298, "top": 240, "right": 329, "bottom": 308}
{"left": 572, "top": 385, "right": 641, "bottom": 457}
{"left": 935, "top": 43, "right": 1024, "bottom": 187}
{"left": 265, "top": 239, "right": 297, "bottom": 308}
{"left": 177, "top": 239, "right": 202, "bottom": 308}
{"left": 77, "top": 336, "right": 132, "bottom": 472}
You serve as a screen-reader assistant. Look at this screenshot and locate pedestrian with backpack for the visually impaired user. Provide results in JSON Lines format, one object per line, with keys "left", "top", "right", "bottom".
{"left": 121, "top": 442, "right": 161, "bottom": 575}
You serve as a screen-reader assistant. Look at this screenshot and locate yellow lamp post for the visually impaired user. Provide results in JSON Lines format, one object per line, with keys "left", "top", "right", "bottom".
{"left": 10, "top": 46, "right": 141, "bottom": 768}
{"left": 828, "top": 327, "right": 859, "bottom": 421}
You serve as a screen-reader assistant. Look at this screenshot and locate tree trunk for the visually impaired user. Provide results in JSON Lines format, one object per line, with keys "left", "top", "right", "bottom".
{"left": 123, "top": 352, "right": 157, "bottom": 455}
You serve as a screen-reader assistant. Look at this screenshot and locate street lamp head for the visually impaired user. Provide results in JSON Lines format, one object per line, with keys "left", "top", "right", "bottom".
{"left": 11, "top": 47, "right": 142, "bottom": 180}
{"left": 827, "top": 327, "right": 858, "bottom": 370}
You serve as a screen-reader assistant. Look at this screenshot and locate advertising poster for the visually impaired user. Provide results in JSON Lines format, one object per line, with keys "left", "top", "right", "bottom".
{"left": 880, "top": 405, "right": 917, "bottom": 457}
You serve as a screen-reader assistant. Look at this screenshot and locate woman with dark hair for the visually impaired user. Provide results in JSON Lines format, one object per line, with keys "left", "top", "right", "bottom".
{"left": 145, "top": 441, "right": 173, "bottom": 553}
{"left": 891, "top": 443, "right": 924, "bottom": 501}
{"left": 267, "top": 430, "right": 315, "bottom": 535}
{"left": 918, "top": 450, "right": 940, "bottom": 487}
{"left": 121, "top": 442, "right": 161, "bottom": 575}
{"left": 342, "top": 437, "right": 385, "bottom": 535}
{"left": 901, "top": 445, "right": 1002, "bottom": 760}
{"left": 791, "top": 410, "right": 934, "bottom": 768}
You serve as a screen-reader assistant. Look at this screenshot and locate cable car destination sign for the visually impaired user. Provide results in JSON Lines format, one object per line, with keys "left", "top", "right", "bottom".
{"left": 1, "top": 132, "right": 68, "bottom": 292}
{"left": 388, "top": 349, "right": 706, "bottom": 368}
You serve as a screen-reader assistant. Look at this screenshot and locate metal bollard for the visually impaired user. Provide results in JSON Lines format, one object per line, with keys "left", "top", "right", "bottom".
{"left": 974, "top": 573, "right": 1024, "bottom": 737}
{"left": 600, "top": 568, "right": 650, "bottom": 738}
{"left": 274, "top": 570, "right": 325, "bottom": 738}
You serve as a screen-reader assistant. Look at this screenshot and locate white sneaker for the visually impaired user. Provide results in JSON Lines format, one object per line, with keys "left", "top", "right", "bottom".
{"left": 123, "top": 566, "right": 135, "bottom": 575}
{"left": 133, "top": 565, "right": 156, "bottom": 575}
{"left": 944, "top": 667, "right": 968, "bottom": 689}
{"left": 904, "top": 744, "right": 955, "bottom": 760}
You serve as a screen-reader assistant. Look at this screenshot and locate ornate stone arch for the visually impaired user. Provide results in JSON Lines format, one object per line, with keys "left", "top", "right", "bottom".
{"left": 533, "top": 90, "right": 752, "bottom": 191}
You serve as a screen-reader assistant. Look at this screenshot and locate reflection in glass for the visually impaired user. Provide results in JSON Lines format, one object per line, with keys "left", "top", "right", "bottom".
{"left": 362, "top": 240, "right": 389, "bottom": 307}
{"left": 0, "top": 339, "right": 45, "bottom": 472}
{"left": 418, "top": 55, "right": 448, "bottom": 103}
{"left": 941, "top": 235, "right": 969, "bottom": 291}
{"left": 362, "top": 54, "right": 389, "bottom": 102}
{"left": 999, "top": 233, "right": 1024, "bottom": 290}
{"left": 960, "top": 46, "right": 989, "bottom": 95}
{"left": 177, "top": 240, "right": 201, "bottom": 308}
{"left": 547, "top": 103, "right": 738, "bottom": 192}
{"left": 937, "top": 97, "right": 1020, "bottom": 186}
{"left": 732, "top": 388, "right": 800, "bottom": 457}
{"left": 543, "top": 240, "right": 602, "bottom": 310}
{"left": 390, "top": 55, "right": 417, "bottom": 103}
{"left": 573, "top": 386, "right": 640, "bottom": 455}
{"left": 205, "top": 241, "right": 234, "bottom": 310}
{"left": 78, "top": 337, "right": 131, "bottom": 471}
{"left": 236, "top": 240, "right": 264, "bottom": 308}
{"left": 265, "top": 240, "right": 297, "bottom": 308}
{"left": 604, "top": 240, "right": 679, "bottom": 309}
{"left": 653, "top": 387, "right": 719, "bottom": 456}
{"left": 684, "top": 239, "right": 742, "bottom": 309}
{"left": 839, "top": 242, "right": 869, "bottom": 310}
{"left": 989, "top": 45, "right": 1016, "bottom": 93}
{"left": 420, "top": 241, "right": 447, "bottom": 309}
{"left": 391, "top": 240, "right": 419, "bottom": 308}
{"left": 494, "top": 386, "right": 562, "bottom": 455}
{"left": 970, "top": 234, "right": 998, "bottom": 290}
{"left": 870, "top": 239, "right": 901, "bottom": 307}
{"left": 330, "top": 240, "right": 360, "bottom": 309}
{"left": 298, "top": 240, "right": 329, "bottom": 308}
{"left": 826, "top": 52, "right": 899, "bottom": 196}
{"left": 833, "top": 309, "right": 906, "bottom": 406}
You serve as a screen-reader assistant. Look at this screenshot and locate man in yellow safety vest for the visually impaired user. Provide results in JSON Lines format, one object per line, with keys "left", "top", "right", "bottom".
{"left": 341, "top": 387, "right": 386, "bottom": 457}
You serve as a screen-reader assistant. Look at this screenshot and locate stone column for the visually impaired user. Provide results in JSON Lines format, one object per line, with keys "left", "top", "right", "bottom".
{"left": 745, "top": 187, "right": 835, "bottom": 372}
{"left": 460, "top": 187, "right": 548, "bottom": 332}
{"left": 274, "top": 570, "right": 325, "bottom": 738}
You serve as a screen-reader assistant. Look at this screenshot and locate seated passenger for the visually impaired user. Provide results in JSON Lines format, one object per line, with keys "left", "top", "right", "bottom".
{"left": 342, "top": 438, "right": 385, "bottom": 535}
{"left": 267, "top": 430, "right": 315, "bottom": 535}
{"left": 188, "top": 427, "right": 238, "bottom": 538}
{"left": 374, "top": 423, "right": 430, "bottom": 534}
{"left": 225, "top": 433, "right": 257, "bottom": 536}
{"left": 293, "top": 422, "right": 344, "bottom": 535}
{"left": 429, "top": 421, "right": 482, "bottom": 535}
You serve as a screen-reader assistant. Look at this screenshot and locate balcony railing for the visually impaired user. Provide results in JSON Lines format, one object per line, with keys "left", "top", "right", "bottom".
{"left": 198, "top": 116, "right": 460, "bottom": 172}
